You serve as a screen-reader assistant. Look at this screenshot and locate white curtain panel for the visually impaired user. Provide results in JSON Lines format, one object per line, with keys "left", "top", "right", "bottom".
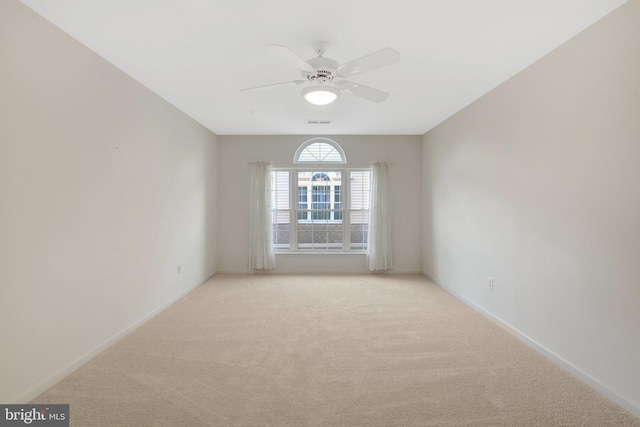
{"left": 248, "top": 162, "right": 275, "bottom": 270}
{"left": 368, "top": 162, "right": 394, "bottom": 271}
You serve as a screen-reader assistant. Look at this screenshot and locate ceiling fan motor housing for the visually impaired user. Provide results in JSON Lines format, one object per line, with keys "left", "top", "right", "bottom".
{"left": 303, "top": 57, "right": 339, "bottom": 81}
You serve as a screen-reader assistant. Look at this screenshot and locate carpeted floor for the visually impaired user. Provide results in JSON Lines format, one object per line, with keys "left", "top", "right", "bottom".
{"left": 32, "top": 274, "right": 639, "bottom": 426}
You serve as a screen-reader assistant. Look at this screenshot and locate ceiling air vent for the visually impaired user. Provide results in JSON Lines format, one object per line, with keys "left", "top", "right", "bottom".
{"left": 306, "top": 120, "right": 333, "bottom": 125}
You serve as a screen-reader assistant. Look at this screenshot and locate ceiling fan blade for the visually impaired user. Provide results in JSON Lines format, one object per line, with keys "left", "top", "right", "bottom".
{"left": 240, "top": 80, "right": 306, "bottom": 92}
{"left": 337, "top": 48, "right": 400, "bottom": 78}
{"left": 336, "top": 80, "right": 390, "bottom": 103}
{"left": 266, "top": 44, "right": 315, "bottom": 74}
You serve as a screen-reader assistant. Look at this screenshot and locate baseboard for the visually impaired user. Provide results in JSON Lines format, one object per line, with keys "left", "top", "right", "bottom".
{"left": 216, "top": 268, "right": 425, "bottom": 275}
{"left": 422, "top": 271, "right": 640, "bottom": 420}
{"left": 11, "top": 274, "right": 215, "bottom": 404}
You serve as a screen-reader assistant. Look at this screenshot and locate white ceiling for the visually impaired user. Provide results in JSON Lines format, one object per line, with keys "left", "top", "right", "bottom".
{"left": 21, "top": 0, "right": 626, "bottom": 135}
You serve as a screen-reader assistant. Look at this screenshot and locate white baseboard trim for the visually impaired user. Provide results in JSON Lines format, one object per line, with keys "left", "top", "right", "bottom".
{"left": 11, "top": 274, "right": 215, "bottom": 404}
{"left": 216, "top": 269, "right": 425, "bottom": 275}
{"left": 422, "top": 271, "right": 640, "bottom": 420}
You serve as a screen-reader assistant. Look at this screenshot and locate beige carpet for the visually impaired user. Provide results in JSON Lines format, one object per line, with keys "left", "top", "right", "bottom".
{"left": 33, "top": 274, "right": 639, "bottom": 426}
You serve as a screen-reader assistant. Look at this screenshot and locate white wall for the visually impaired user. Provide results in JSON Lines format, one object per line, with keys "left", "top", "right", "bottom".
{"left": 218, "top": 135, "right": 422, "bottom": 274}
{"left": 0, "top": 0, "right": 218, "bottom": 403}
{"left": 422, "top": 0, "right": 640, "bottom": 416}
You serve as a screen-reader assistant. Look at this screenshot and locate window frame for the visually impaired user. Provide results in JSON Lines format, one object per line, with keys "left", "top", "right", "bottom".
{"left": 272, "top": 166, "right": 370, "bottom": 253}
{"left": 293, "top": 138, "right": 347, "bottom": 164}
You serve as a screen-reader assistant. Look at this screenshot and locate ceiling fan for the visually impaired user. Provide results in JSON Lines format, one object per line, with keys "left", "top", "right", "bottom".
{"left": 241, "top": 43, "right": 400, "bottom": 105}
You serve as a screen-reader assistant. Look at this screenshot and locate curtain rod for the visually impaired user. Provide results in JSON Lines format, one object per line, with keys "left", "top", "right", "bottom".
{"left": 248, "top": 162, "right": 395, "bottom": 167}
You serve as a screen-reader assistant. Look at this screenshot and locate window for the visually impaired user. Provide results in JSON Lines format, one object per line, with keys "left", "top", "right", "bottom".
{"left": 349, "top": 171, "right": 370, "bottom": 250}
{"left": 298, "top": 172, "right": 341, "bottom": 221}
{"left": 294, "top": 138, "right": 346, "bottom": 163}
{"left": 297, "top": 186, "right": 308, "bottom": 220}
{"left": 272, "top": 139, "right": 369, "bottom": 252}
{"left": 272, "top": 170, "right": 291, "bottom": 249}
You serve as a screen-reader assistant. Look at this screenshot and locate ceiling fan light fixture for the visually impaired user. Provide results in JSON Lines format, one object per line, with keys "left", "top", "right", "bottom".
{"left": 302, "top": 85, "right": 340, "bottom": 105}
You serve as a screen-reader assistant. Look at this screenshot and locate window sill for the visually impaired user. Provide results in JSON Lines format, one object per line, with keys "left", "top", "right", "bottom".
{"left": 275, "top": 251, "right": 366, "bottom": 256}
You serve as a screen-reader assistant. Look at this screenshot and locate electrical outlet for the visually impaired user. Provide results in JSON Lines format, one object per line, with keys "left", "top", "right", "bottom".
{"left": 488, "top": 277, "right": 494, "bottom": 291}
{"left": 177, "top": 265, "right": 182, "bottom": 274}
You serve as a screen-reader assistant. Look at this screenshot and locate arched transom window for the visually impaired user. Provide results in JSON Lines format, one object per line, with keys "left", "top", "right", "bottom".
{"left": 294, "top": 138, "right": 346, "bottom": 163}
